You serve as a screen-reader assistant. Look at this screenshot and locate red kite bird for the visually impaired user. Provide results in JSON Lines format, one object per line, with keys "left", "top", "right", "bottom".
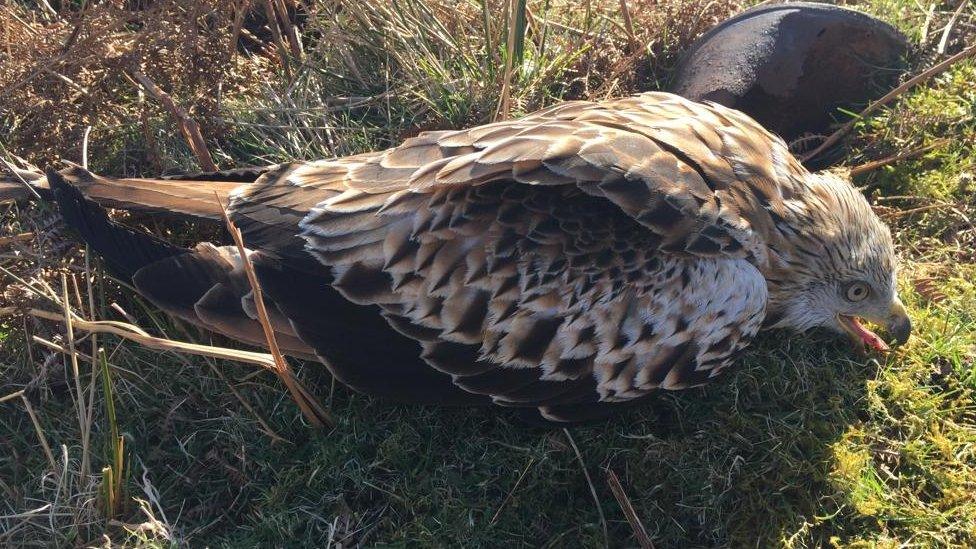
{"left": 42, "top": 92, "right": 910, "bottom": 422}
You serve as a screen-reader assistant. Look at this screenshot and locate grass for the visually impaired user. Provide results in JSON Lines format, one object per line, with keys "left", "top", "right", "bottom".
{"left": 1, "top": 0, "right": 975, "bottom": 546}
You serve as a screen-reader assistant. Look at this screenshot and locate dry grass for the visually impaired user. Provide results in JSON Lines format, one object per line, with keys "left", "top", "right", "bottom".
{"left": 184, "top": 0, "right": 744, "bottom": 173}
{"left": 1, "top": 0, "right": 975, "bottom": 547}
{"left": 0, "top": 0, "right": 271, "bottom": 173}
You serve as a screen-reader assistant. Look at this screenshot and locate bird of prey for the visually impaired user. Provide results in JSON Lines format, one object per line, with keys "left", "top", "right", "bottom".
{"left": 43, "top": 92, "right": 911, "bottom": 423}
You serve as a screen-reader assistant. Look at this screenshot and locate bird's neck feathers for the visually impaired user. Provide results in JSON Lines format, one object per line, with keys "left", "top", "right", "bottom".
{"left": 768, "top": 170, "right": 878, "bottom": 254}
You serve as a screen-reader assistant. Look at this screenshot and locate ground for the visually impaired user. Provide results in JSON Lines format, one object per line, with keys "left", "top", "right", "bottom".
{"left": 0, "top": 1, "right": 974, "bottom": 547}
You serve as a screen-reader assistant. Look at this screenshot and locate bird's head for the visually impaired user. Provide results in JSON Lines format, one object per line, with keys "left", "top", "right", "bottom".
{"left": 762, "top": 171, "right": 911, "bottom": 351}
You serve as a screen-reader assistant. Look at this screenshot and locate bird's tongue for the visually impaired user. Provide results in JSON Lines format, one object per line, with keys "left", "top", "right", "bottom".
{"left": 849, "top": 317, "right": 890, "bottom": 352}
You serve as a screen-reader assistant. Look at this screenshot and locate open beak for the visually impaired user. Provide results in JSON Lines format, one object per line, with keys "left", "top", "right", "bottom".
{"left": 838, "top": 301, "right": 912, "bottom": 352}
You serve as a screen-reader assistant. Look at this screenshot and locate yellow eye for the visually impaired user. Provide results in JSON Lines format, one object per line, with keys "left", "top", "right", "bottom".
{"left": 844, "top": 281, "right": 871, "bottom": 302}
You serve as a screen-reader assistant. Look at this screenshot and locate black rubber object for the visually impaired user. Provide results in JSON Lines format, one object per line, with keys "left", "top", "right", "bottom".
{"left": 670, "top": 2, "right": 909, "bottom": 142}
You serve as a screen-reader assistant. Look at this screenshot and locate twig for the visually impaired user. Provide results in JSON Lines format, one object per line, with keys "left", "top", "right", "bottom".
{"left": 229, "top": 0, "right": 251, "bottom": 58}
{"left": 850, "top": 139, "right": 949, "bottom": 177}
{"left": 128, "top": 70, "right": 218, "bottom": 172}
{"left": 0, "top": 153, "right": 43, "bottom": 202}
{"left": 494, "top": 0, "right": 519, "bottom": 122}
{"left": 937, "top": 0, "right": 969, "bottom": 54}
{"left": 563, "top": 428, "right": 608, "bottom": 546}
{"left": 261, "top": 0, "right": 292, "bottom": 75}
{"left": 0, "top": 390, "right": 25, "bottom": 404}
{"left": 879, "top": 203, "right": 950, "bottom": 218}
{"left": 490, "top": 456, "right": 535, "bottom": 525}
{"left": 607, "top": 468, "right": 655, "bottom": 549}
{"left": 0, "top": 232, "right": 34, "bottom": 246}
{"left": 21, "top": 395, "right": 58, "bottom": 473}
{"left": 216, "top": 195, "right": 332, "bottom": 428}
{"left": 801, "top": 43, "right": 976, "bottom": 162}
{"left": 274, "top": 0, "right": 303, "bottom": 59}
{"left": 920, "top": 3, "right": 935, "bottom": 45}
{"left": 618, "top": 0, "right": 637, "bottom": 52}
{"left": 36, "top": 0, "right": 57, "bottom": 18}
{"left": 33, "top": 335, "right": 95, "bottom": 363}
{"left": 81, "top": 126, "right": 92, "bottom": 170}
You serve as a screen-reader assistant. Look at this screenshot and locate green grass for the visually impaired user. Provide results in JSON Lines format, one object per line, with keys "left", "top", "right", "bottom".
{"left": 1, "top": 0, "right": 975, "bottom": 547}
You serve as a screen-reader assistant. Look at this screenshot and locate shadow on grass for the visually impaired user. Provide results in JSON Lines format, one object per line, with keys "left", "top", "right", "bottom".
{"left": 0, "top": 291, "right": 880, "bottom": 547}
{"left": 109, "top": 330, "right": 875, "bottom": 547}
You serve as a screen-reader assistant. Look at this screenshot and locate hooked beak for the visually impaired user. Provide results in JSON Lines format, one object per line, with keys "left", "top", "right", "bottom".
{"left": 886, "top": 300, "right": 912, "bottom": 346}
{"left": 837, "top": 300, "right": 912, "bottom": 352}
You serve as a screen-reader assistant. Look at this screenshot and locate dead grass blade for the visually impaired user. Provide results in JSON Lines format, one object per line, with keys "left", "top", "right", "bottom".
{"left": 879, "top": 203, "right": 951, "bottom": 219}
{"left": 273, "top": 0, "right": 303, "bottom": 60}
{"left": 0, "top": 306, "right": 279, "bottom": 369}
{"left": 8, "top": 298, "right": 293, "bottom": 442}
{"left": 802, "top": 43, "right": 976, "bottom": 162}
{"left": 937, "top": 0, "right": 969, "bottom": 54}
{"left": 32, "top": 335, "right": 95, "bottom": 363}
{"left": 261, "top": 0, "right": 292, "bottom": 75}
{"left": 20, "top": 395, "right": 58, "bottom": 474}
{"left": 216, "top": 195, "right": 333, "bottom": 428}
{"left": 0, "top": 153, "right": 44, "bottom": 202}
{"left": 83, "top": 253, "right": 100, "bottom": 451}
{"left": 489, "top": 456, "right": 535, "bottom": 526}
{"left": 205, "top": 353, "right": 289, "bottom": 443}
{"left": 851, "top": 139, "right": 949, "bottom": 177}
{"left": 0, "top": 390, "right": 57, "bottom": 474}
{"left": 229, "top": 0, "right": 250, "bottom": 58}
{"left": 80, "top": 126, "right": 92, "bottom": 169}
{"left": 104, "top": 302, "right": 288, "bottom": 444}
{"left": 61, "top": 273, "right": 92, "bottom": 481}
{"left": 563, "top": 428, "right": 608, "bottom": 546}
{"left": 618, "top": 0, "right": 637, "bottom": 52}
{"left": 494, "top": 0, "right": 528, "bottom": 121}
{"left": 607, "top": 468, "right": 655, "bottom": 549}
{"left": 920, "top": 3, "right": 936, "bottom": 45}
{"left": 0, "top": 390, "right": 26, "bottom": 404}
{"left": 0, "top": 232, "right": 34, "bottom": 246}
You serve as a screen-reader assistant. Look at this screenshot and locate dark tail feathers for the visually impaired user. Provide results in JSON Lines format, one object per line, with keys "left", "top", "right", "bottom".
{"left": 48, "top": 169, "right": 188, "bottom": 284}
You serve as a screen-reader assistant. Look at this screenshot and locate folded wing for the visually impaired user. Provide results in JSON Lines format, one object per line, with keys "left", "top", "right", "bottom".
{"left": 232, "top": 92, "right": 775, "bottom": 421}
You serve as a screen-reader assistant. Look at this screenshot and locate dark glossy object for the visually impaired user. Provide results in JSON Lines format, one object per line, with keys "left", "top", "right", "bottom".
{"left": 670, "top": 2, "right": 909, "bottom": 142}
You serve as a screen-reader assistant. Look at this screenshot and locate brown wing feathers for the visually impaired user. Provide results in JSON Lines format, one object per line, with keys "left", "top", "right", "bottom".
{"left": 287, "top": 93, "right": 777, "bottom": 418}
{"left": 133, "top": 244, "right": 318, "bottom": 359}
{"left": 50, "top": 92, "right": 783, "bottom": 422}
{"left": 51, "top": 165, "right": 243, "bottom": 220}
{"left": 248, "top": 257, "right": 491, "bottom": 406}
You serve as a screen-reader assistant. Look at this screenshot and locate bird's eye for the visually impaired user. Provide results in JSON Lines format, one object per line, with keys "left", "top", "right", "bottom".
{"left": 843, "top": 281, "right": 871, "bottom": 302}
